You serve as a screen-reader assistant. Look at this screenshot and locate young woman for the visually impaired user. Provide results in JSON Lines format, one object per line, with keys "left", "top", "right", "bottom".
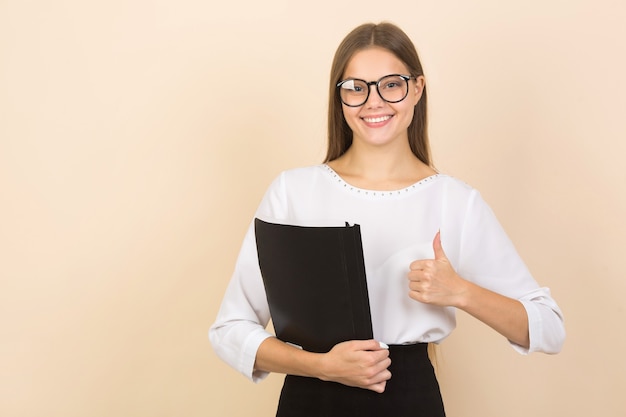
{"left": 210, "top": 22, "right": 565, "bottom": 416}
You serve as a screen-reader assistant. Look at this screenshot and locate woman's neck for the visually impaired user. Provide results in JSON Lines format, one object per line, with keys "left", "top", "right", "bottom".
{"left": 327, "top": 146, "right": 436, "bottom": 191}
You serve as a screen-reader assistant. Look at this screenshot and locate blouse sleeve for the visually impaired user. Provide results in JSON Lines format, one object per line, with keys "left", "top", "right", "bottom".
{"left": 454, "top": 190, "right": 565, "bottom": 354}
{"left": 209, "top": 173, "right": 289, "bottom": 382}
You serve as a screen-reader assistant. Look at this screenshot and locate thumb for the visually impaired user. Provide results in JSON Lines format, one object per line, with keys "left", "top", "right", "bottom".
{"left": 433, "top": 231, "right": 447, "bottom": 260}
{"left": 351, "top": 339, "right": 388, "bottom": 351}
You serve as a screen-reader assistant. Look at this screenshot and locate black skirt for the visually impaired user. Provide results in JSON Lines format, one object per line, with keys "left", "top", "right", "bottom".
{"left": 275, "top": 343, "right": 446, "bottom": 417}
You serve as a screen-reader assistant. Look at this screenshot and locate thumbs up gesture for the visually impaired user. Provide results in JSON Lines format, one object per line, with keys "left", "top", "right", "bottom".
{"left": 408, "top": 231, "right": 469, "bottom": 307}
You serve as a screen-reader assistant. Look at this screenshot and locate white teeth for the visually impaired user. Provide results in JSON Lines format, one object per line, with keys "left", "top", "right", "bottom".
{"left": 363, "top": 115, "right": 391, "bottom": 123}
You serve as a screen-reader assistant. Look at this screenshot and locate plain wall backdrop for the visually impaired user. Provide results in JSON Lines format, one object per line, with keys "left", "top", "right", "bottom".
{"left": 1, "top": 0, "right": 625, "bottom": 416}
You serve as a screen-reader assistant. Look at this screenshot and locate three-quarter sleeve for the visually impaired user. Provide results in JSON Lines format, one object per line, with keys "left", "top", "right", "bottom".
{"left": 209, "top": 174, "right": 289, "bottom": 382}
{"left": 454, "top": 190, "right": 565, "bottom": 354}
{"left": 209, "top": 223, "right": 273, "bottom": 382}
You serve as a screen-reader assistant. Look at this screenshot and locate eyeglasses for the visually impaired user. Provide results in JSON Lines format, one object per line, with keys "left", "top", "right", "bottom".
{"left": 336, "top": 74, "right": 414, "bottom": 107}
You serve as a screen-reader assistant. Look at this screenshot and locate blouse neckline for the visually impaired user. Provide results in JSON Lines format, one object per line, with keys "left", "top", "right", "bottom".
{"left": 321, "top": 164, "right": 441, "bottom": 199}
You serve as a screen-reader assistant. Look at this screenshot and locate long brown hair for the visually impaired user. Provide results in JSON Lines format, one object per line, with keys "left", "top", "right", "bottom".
{"left": 325, "top": 22, "right": 431, "bottom": 166}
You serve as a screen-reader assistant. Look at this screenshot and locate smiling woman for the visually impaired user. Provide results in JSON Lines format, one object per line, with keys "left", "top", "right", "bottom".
{"left": 328, "top": 46, "right": 431, "bottom": 190}
{"left": 2, "top": 2, "right": 625, "bottom": 417}
{"left": 335, "top": 48, "right": 424, "bottom": 158}
{"left": 209, "top": 22, "right": 565, "bottom": 417}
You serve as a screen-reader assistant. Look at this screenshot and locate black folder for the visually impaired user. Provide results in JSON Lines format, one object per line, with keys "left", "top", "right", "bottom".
{"left": 254, "top": 218, "right": 373, "bottom": 353}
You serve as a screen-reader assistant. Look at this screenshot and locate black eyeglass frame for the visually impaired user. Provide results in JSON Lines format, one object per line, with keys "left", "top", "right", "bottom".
{"left": 336, "top": 74, "right": 415, "bottom": 107}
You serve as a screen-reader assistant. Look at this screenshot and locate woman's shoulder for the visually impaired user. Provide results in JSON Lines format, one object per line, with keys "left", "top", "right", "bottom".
{"left": 257, "top": 165, "right": 327, "bottom": 219}
{"left": 430, "top": 173, "right": 487, "bottom": 207}
{"left": 259, "top": 165, "right": 329, "bottom": 199}
{"left": 281, "top": 164, "right": 326, "bottom": 176}
{"left": 435, "top": 173, "right": 474, "bottom": 190}
{"left": 271, "top": 164, "right": 329, "bottom": 184}
{"left": 426, "top": 172, "right": 475, "bottom": 194}
{"left": 435, "top": 174, "right": 501, "bottom": 221}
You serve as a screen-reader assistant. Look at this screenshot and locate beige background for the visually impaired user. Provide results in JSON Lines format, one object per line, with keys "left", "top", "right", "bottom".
{"left": 1, "top": 0, "right": 625, "bottom": 416}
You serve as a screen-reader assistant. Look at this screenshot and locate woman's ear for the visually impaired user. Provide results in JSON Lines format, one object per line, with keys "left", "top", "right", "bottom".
{"left": 413, "top": 75, "right": 425, "bottom": 104}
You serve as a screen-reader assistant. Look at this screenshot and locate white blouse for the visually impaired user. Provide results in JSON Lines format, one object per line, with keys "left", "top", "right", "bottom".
{"left": 209, "top": 165, "right": 565, "bottom": 382}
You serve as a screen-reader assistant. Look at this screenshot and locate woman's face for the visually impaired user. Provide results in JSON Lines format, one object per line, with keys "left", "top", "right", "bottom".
{"left": 340, "top": 47, "right": 424, "bottom": 151}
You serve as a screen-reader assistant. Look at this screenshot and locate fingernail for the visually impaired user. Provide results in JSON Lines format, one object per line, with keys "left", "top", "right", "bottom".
{"left": 379, "top": 341, "right": 389, "bottom": 349}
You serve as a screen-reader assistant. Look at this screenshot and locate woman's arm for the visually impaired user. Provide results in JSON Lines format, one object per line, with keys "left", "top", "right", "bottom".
{"left": 408, "top": 232, "right": 530, "bottom": 348}
{"left": 255, "top": 337, "right": 392, "bottom": 393}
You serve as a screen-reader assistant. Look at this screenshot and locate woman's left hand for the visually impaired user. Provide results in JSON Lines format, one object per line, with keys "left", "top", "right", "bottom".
{"left": 407, "top": 231, "right": 469, "bottom": 308}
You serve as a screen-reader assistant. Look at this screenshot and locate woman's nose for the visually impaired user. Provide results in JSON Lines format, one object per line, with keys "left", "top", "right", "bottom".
{"left": 365, "top": 84, "right": 384, "bottom": 107}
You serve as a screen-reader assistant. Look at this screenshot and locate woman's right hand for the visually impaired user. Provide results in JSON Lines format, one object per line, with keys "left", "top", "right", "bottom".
{"left": 318, "top": 339, "right": 391, "bottom": 393}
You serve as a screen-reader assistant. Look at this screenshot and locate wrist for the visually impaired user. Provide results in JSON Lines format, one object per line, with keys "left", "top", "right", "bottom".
{"left": 453, "top": 276, "right": 475, "bottom": 310}
{"left": 315, "top": 351, "right": 332, "bottom": 382}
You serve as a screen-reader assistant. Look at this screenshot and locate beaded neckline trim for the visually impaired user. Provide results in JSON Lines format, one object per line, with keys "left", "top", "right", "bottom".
{"left": 322, "top": 164, "right": 441, "bottom": 198}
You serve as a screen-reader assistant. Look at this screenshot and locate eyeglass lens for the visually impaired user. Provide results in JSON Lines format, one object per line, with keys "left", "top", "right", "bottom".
{"left": 339, "top": 75, "right": 409, "bottom": 107}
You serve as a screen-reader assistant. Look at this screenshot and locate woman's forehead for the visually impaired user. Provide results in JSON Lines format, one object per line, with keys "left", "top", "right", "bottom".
{"left": 343, "top": 47, "right": 409, "bottom": 79}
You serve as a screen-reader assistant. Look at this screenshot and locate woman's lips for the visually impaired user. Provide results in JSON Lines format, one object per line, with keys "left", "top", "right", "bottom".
{"left": 362, "top": 115, "right": 392, "bottom": 123}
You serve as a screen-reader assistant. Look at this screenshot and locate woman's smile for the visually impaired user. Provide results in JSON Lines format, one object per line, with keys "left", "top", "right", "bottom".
{"left": 362, "top": 114, "right": 393, "bottom": 125}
